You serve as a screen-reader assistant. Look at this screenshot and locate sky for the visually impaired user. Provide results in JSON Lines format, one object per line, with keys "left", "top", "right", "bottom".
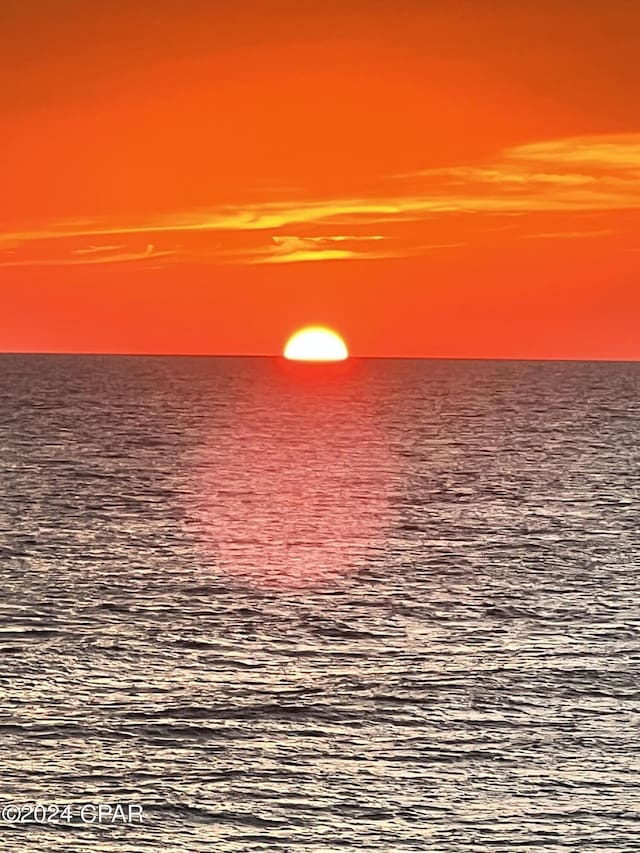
{"left": 1, "top": 0, "right": 639, "bottom": 358}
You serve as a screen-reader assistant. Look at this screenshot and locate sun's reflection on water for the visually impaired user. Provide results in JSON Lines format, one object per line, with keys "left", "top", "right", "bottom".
{"left": 189, "top": 359, "right": 396, "bottom": 590}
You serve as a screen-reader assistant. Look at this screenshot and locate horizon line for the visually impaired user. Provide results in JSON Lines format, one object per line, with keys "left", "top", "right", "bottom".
{"left": 1, "top": 350, "right": 639, "bottom": 364}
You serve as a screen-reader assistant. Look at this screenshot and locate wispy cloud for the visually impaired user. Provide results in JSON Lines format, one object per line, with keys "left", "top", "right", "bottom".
{"left": 72, "top": 244, "right": 125, "bottom": 255}
{"left": 234, "top": 235, "right": 462, "bottom": 265}
{"left": 506, "top": 134, "right": 640, "bottom": 169}
{"left": 520, "top": 229, "right": 615, "bottom": 240}
{"left": 0, "top": 243, "right": 171, "bottom": 267}
{"left": 394, "top": 166, "right": 597, "bottom": 187}
{"left": 1, "top": 133, "right": 639, "bottom": 267}
{"left": 252, "top": 235, "right": 388, "bottom": 264}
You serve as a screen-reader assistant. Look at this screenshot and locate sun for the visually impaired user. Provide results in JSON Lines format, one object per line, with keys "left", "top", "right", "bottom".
{"left": 283, "top": 326, "right": 349, "bottom": 362}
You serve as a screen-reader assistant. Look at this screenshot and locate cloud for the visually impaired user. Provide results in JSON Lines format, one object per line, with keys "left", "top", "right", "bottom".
{"left": 395, "top": 166, "right": 597, "bottom": 187}
{"left": 506, "top": 134, "right": 640, "bottom": 169}
{"left": 520, "top": 229, "right": 615, "bottom": 240}
{"left": 263, "top": 234, "right": 386, "bottom": 263}
{"left": 209, "top": 234, "right": 393, "bottom": 265}
{"left": 72, "top": 244, "right": 125, "bottom": 255}
{"left": 392, "top": 133, "right": 640, "bottom": 213}
{"left": 239, "top": 235, "right": 461, "bottom": 264}
{"left": 1, "top": 133, "right": 639, "bottom": 267}
{"left": 0, "top": 243, "right": 171, "bottom": 267}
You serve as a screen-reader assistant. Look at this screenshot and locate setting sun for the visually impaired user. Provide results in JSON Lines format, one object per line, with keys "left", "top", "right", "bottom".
{"left": 283, "top": 326, "right": 349, "bottom": 361}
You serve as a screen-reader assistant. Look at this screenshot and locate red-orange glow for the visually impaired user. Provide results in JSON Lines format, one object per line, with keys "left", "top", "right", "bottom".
{"left": 1, "top": 3, "right": 639, "bottom": 358}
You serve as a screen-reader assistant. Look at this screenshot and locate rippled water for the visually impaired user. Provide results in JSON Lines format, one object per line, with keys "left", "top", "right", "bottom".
{"left": 1, "top": 354, "right": 639, "bottom": 851}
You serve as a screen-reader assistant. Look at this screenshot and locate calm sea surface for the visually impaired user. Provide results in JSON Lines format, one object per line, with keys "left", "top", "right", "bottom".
{"left": 1, "top": 355, "right": 639, "bottom": 852}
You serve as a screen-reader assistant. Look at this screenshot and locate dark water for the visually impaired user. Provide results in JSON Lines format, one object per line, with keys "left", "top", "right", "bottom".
{"left": 1, "top": 354, "right": 639, "bottom": 852}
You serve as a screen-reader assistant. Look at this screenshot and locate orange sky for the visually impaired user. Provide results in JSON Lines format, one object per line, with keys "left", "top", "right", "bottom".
{"left": 2, "top": 0, "right": 639, "bottom": 358}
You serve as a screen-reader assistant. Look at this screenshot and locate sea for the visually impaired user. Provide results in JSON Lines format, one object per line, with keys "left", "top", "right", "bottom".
{"left": 0, "top": 354, "right": 638, "bottom": 852}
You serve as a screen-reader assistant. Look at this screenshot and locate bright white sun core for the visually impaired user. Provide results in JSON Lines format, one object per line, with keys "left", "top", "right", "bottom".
{"left": 283, "top": 327, "right": 349, "bottom": 362}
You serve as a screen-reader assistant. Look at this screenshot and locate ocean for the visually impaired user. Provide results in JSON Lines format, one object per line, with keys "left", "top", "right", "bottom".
{"left": 1, "top": 354, "right": 638, "bottom": 851}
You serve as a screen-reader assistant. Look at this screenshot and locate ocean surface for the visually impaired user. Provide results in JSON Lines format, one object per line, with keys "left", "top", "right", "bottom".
{"left": 1, "top": 354, "right": 639, "bottom": 852}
